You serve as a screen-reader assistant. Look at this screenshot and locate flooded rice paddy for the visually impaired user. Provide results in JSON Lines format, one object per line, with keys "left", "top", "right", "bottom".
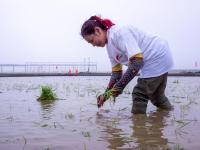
{"left": 0, "top": 76, "right": 200, "bottom": 150}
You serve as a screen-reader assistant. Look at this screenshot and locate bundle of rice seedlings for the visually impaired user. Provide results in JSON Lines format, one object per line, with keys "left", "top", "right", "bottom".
{"left": 38, "top": 85, "right": 57, "bottom": 101}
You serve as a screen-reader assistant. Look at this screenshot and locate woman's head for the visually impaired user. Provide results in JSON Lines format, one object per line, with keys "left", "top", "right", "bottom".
{"left": 81, "top": 16, "right": 114, "bottom": 47}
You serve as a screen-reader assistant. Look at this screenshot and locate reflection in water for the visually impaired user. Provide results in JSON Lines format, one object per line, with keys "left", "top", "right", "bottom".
{"left": 38, "top": 100, "right": 56, "bottom": 120}
{"left": 96, "top": 112, "right": 132, "bottom": 149}
{"left": 96, "top": 110, "right": 170, "bottom": 150}
{"left": 132, "top": 110, "right": 170, "bottom": 149}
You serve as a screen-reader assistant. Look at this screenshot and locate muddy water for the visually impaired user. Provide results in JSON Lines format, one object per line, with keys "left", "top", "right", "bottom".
{"left": 0, "top": 76, "right": 200, "bottom": 150}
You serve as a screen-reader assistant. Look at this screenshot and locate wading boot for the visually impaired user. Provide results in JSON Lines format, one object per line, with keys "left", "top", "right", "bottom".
{"left": 131, "top": 101, "right": 147, "bottom": 114}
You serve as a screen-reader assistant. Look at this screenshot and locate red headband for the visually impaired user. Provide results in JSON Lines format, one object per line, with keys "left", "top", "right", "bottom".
{"left": 89, "top": 16, "right": 115, "bottom": 30}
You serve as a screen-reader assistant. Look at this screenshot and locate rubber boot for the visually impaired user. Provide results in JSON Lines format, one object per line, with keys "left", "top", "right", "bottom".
{"left": 157, "top": 100, "right": 174, "bottom": 111}
{"left": 131, "top": 101, "right": 147, "bottom": 114}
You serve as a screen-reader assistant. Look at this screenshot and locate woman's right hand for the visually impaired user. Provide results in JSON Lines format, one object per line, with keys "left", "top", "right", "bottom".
{"left": 97, "top": 94, "right": 106, "bottom": 108}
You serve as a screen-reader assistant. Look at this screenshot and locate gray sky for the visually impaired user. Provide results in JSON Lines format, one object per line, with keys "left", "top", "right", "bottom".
{"left": 0, "top": 0, "right": 200, "bottom": 71}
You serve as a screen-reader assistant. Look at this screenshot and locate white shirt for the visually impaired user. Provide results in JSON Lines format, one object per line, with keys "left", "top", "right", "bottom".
{"left": 106, "top": 25, "right": 174, "bottom": 78}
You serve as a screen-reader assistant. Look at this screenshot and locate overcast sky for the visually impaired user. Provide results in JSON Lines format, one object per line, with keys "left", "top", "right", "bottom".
{"left": 0, "top": 0, "right": 200, "bottom": 71}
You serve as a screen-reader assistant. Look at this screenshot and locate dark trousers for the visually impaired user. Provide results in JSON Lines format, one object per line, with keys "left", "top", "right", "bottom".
{"left": 132, "top": 73, "right": 173, "bottom": 114}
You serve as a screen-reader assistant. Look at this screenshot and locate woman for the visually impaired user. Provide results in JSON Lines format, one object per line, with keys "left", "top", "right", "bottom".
{"left": 81, "top": 15, "right": 173, "bottom": 114}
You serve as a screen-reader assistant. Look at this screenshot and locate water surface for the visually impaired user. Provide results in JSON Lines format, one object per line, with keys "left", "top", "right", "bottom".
{"left": 0, "top": 76, "right": 200, "bottom": 150}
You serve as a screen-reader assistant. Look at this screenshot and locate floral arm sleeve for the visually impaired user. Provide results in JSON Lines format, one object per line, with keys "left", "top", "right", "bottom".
{"left": 109, "top": 53, "right": 144, "bottom": 97}
{"left": 106, "top": 64, "right": 123, "bottom": 91}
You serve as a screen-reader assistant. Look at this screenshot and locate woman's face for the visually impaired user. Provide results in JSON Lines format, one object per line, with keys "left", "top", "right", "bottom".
{"left": 84, "top": 27, "right": 107, "bottom": 47}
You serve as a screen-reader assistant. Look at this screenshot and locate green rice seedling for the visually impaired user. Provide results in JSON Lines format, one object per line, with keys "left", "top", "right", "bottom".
{"left": 22, "top": 136, "right": 27, "bottom": 150}
{"left": 84, "top": 143, "right": 87, "bottom": 150}
{"left": 65, "top": 113, "right": 74, "bottom": 119}
{"left": 41, "top": 124, "right": 48, "bottom": 128}
{"left": 6, "top": 116, "right": 14, "bottom": 122}
{"left": 53, "top": 122, "right": 64, "bottom": 129}
{"left": 173, "top": 80, "right": 179, "bottom": 84}
{"left": 175, "top": 119, "right": 197, "bottom": 129}
{"left": 118, "top": 107, "right": 128, "bottom": 112}
{"left": 173, "top": 144, "right": 185, "bottom": 150}
{"left": 82, "top": 131, "right": 91, "bottom": 138}
{"left": 37, "top": 85, "right": 57, "bottom": 101}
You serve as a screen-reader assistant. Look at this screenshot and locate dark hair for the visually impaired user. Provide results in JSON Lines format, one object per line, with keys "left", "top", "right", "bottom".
{"left": 81, "top": 16, "right": 114, "bottom": 37}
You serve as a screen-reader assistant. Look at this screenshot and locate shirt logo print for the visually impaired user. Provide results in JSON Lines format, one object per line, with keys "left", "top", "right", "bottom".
{"left": 116, "top": 54, "right": 123, "bottom": 61}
